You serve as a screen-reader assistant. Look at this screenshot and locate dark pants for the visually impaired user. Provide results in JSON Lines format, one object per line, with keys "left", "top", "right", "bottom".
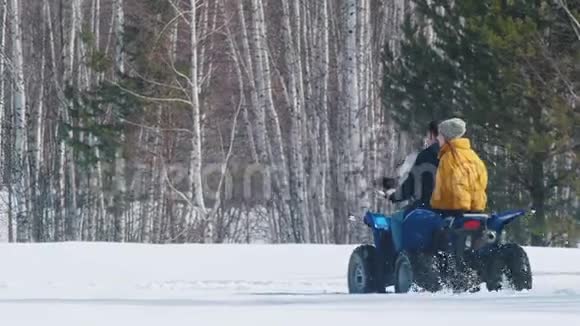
{"left": 373, "top": 228, "right": 396, "bottom": 292}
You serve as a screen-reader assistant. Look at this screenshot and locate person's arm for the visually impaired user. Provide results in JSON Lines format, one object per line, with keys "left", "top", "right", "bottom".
{"left": 389, "top": 155, "right": 421, "bottom": 202}
{"left": 420, "top": 169, "right": 435, "bottom": 203}
{"left": 389, "top": 172, "right": 414, "bottom": 202}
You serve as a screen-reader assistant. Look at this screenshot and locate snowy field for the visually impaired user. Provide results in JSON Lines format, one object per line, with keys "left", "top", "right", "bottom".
{"left": 0, "top": 243, "right": 579, "bottom": 325}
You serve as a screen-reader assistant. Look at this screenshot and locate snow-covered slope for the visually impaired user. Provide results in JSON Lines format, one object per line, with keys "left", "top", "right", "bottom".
{"left": 0, "top": 243, "right": 579, "bottom": 325}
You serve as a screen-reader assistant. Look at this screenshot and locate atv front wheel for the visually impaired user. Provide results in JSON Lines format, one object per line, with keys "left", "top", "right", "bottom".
{"left": 394, "top": 252, "right": 414, "bottom": 293}
{"left": 348, "top": 245, "right": 378, "bottom": 293}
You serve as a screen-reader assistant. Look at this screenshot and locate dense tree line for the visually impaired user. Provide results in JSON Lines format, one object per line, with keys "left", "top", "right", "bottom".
{"left": 0, "top": 0, "right": 577, "bottom": 246}
{"left": 384, "top": 0, "right": 579, "bottom": 246}
{"left": 0, "top": 0, "right": 414, "bottom": 244}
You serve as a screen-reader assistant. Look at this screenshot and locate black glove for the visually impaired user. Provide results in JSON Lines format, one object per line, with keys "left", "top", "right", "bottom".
{"left": 375, "top": 177, "right": 397, "bottom": 190}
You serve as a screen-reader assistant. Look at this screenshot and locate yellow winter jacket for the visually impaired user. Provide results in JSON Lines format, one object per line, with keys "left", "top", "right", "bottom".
{"left": 430, "top": 138, "right": 488, "bottom": 212}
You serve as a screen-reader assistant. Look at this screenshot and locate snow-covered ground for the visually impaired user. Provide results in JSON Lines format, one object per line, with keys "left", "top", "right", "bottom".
{"left": 0, "top": 243, "right": 579, "bottom": 325}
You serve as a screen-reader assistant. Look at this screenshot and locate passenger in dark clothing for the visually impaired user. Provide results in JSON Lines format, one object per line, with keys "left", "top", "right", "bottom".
{"left": 372, "top": 121, "right": 440, "bottom": 293}
{"left": 385, "top": 121, "right": 440, "bottom": 215}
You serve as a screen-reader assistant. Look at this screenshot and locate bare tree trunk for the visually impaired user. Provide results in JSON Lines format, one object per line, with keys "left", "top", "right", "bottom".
{"left": 66, "top": 0, "right": 81, "bottom": 240}
{"left": 236, "top": 0, "right": 286, "bottom": 240}
{"left": 253, "top": 0, "right": 294, "bottom": 242}
{"left": 231, "top": 1, "right": 257, "bottom": 163}
{"left": 195, "top": 0, "right": 219, "bottom": 242}
{"left": 189, "top": 0, "right": 207, "bottom": 230}
{"left": 153, "top": 158, "right": 165, "bottom": 243}
{"left": 238, "top": 0, "right": 267, "bottom": 164}
{"left": 141, "top": 110, "right": 163, "bottom": 243}
{"left": 338, "top": 0, "right": 368, "bottom": 243}
{"left": 280, "top": 0, "right": 307, "bottom": 242}
{"left": 358, "top": 0, "right": 372, "bottom": 225}
{"left": 0, "top": 0, "right": 7, "bottom": 175}
{"left": 308, "top": 0, "right": 331, "bottom": 243}
{"left": 32, "top": 21, "right": 47, "bottom": 241}
{"left": 59, "top": 0, "right": 75, "bottom": 241}
{"left": 10, "top": 0, "right": 29, "bottom": 242}
{"left": 112, "top": 0, "right": 126, "bottom": 242}
{"left": 44, "top": 0, "right": 70, "bottom": 241}
{"left": 93, "top": 0, "right": 101, "bottom": 82}
{"left": 114, "top": 0, "right": 124, "bottom": 74}
{"left": 320, "top": 0, "right": 332, "bottom": 243}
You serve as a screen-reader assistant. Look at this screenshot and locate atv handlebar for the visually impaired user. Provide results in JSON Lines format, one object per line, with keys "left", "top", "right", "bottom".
{"left": 373, "top": 176, "right": 397, "bottom": 191}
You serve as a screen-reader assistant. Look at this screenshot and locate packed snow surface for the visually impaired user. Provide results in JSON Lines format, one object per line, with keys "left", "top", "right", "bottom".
{"left": 0, "top": 243, "right": 579, "bottom": 325}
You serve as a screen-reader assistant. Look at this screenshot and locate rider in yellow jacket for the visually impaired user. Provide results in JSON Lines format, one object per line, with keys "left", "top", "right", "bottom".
{"left": 430, "top": 118, "right": 488, "bottom": 213}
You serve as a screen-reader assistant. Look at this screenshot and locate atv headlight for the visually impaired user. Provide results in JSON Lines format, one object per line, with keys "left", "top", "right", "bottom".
{"left": 465, "top": 235, "right": 472, "bottom": 248}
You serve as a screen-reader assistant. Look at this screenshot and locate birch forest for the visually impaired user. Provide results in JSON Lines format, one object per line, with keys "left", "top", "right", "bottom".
{"left": 0, "top": 0, "right": 577, "bottom": 245}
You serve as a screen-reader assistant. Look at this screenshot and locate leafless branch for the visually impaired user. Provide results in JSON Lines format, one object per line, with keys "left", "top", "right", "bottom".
{"left": 108, "top": 80, "right": 193, "bottom": 106}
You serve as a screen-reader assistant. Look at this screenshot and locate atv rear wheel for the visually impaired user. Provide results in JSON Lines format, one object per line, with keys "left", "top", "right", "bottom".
{"left": 348, "top": 245, "right": 378, "bottom": 293}
{"left": 412, "top": 253, "right": 442, "bottom": 293}
{"left": 394, "top": 252, "right": 414, "bottom": 293}
{"left": 486, "top": 244, "right": 532, "bottom": 292}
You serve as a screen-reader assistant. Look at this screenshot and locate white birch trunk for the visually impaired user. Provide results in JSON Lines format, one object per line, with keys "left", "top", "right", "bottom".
{"left": 113, "top": 0, "right": 126, "bottom": 242}
{"left": 104, "top": 1, "right": 115, "bottom": 62}
{"left": 94, "top": 0, "right": 101, "bottom": 52}
{"left": 219, "top": 0, "right": 257, "bottom": 163}
{"left": 10, "top": 0, "right": 29, "bottom": 242}
{"left": 189, "top": 0, "right": 207, "bottom": 221}
{"left": 153, "top": 157, "right": 166, "bottom": 243}
{"left": 320, "top": 0, "right": 332, "bottom": 243}
{"left": 141, "top": 109, "right": 163, "bottom": 243}
{"left": 341, "top": 0, "right": 368, "bottom": 242}
{"left": 234, "top": 1, "right": 287, "bottom": 239}
{"left": 301, "top": 1, "right": 319, "bottom": 242}
{"left": 44, "top": 0, "right": 66, "bottom": 240}
{"left": 168, "top": 10, "right": 178, "bottom": 61}
{"left": 280, "top": 0, "right": 308, "bottom": 242}
{"left": 65, "top": 0, "right": 77, "bottom": 83}
{"left": 203, "top": 0, "right": 219, "bottom": 88}
{"left": 309, "top": 0, "right": 331, "bottom": 243}
{"left": 0, "top": 0, "right": 7, "bottom": 174}
{"left": 243, "top": 0, "right": 281, "bottom": 238}
{"left": 295, "top": 0, "right": 313, "bottom": 242}
{"left": 198, "top": 0, "right": 209, "bottom": 69}
{"left": 240, "top": 0, "right": 268, "bottom": 163}
{"left": 327, "top": 0, "right": 347, "bottom": 242}
{"left": 60, "top": 0, "right": 76, "bottom": 240}
{"left": 229, "top": 1, "right": 256, "bottom": 163}
{"left": 254, "top": 0, "right": 294, "bottom": 241}
{"left": 358, "top": 0, "right": 372, "bottom": 213}
{"left": 32, "top": 23, "right": 47, "bottom": 240}
{"left": 71, "top": 0, "right": 85, "bottom": 240}
{"left": 114, "top": 0, "right": 125, "bottom": 74}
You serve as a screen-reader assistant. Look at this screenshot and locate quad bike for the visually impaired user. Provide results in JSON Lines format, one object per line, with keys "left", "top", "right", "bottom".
{"left": 347, "top": 206, "right": 533, "bottom": 294}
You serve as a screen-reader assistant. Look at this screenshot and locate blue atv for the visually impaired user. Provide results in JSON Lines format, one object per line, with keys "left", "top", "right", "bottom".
{"left": 347, "top": 208, "right": 533, "bottom": 293}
